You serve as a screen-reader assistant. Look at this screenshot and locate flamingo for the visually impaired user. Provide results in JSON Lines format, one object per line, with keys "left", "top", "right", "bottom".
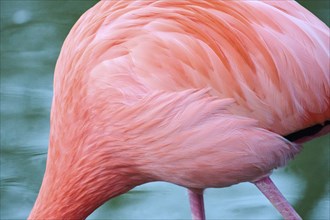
{"left": 28, "top": 1, "right": 329, "bottom": 220}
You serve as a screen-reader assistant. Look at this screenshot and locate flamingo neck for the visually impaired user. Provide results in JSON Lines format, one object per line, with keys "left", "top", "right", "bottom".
{"left": 28, "top": 143, "right": 141, "bottom": 220}
{"left": 28, "top": 169, "right": 133, "bottom": 219}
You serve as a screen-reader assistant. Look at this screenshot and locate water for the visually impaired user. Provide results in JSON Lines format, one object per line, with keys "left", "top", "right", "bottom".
{"left": 0, "top": 1, "right": 329, "bottom": 219}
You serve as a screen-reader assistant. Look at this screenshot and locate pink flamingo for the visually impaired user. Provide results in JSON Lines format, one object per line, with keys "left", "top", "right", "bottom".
{"left": 28, "top": 1, "right": 329, "bottom": 219}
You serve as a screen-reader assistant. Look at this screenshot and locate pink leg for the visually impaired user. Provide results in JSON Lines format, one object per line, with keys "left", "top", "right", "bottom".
{"left": 188, "top": 188, "right": 205, "bottom": 220}
{"left": 254, "top": 176, "right": 302, "bottom": 220}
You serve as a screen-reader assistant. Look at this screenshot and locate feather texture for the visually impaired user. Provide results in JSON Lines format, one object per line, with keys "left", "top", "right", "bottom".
{"left": 29, "top": 1, "right": 329, "bottom": 219}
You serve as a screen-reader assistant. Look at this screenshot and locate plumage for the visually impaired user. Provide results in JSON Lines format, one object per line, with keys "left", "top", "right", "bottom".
{"left": 29, "top": 1, "right": 329, "bottom": 219}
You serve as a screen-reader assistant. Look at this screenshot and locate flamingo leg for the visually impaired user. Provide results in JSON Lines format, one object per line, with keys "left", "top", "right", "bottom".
{"left": 188, "top": 188, "right": 205, "bottom": 220}
{"left": 254, "top": 176, "right": 302, "bottom": 220}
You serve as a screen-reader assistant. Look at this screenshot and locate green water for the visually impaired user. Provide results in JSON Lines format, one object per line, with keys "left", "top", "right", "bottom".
{"left": 0, "top": 1, "right": 329, "bottom": 219}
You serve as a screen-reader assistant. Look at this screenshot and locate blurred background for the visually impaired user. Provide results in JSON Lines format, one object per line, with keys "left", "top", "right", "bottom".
{"left": 0, "top": 1, "right": 329, "bottom": 219}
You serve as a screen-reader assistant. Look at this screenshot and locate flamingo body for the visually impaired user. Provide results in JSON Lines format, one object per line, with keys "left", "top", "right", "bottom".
{"left": 29, "top": 1, "right": 329, "bottom": 219}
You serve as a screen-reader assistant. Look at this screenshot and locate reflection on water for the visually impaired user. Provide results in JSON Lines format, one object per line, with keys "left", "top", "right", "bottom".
{"left": 0, "top": 1, "right": 329, "bottom": 219}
